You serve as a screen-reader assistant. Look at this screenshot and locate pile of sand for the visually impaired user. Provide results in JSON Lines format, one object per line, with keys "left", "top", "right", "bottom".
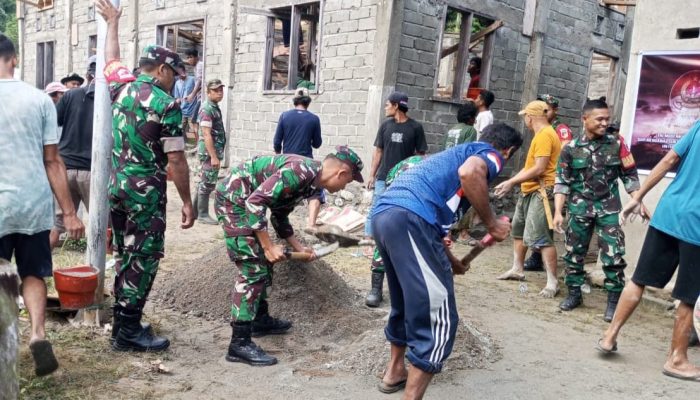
{"left": 154, "top": 244, "right": 499, "bottom": 376}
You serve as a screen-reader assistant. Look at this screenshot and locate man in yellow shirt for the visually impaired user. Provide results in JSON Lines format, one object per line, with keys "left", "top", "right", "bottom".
{"left": 494, "top": 101, "right": 561, "bottom": 297}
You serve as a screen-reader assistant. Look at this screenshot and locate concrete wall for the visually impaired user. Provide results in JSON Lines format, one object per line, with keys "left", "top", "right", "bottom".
{"left": 395, "top": 0, "right": 629, "bottom": 155}
{"left": 618, "top": 0, "right": 700, "bottom": 271}
{"left": 230, "top": 0, "right": 379, "bottom": 167}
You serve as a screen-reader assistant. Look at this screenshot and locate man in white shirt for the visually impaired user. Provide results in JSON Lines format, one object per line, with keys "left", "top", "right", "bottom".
{"left": 474, "top": 89, "right": 495, "bottom": 137}
{"left": 0, "top": 33, "right": 85, "bottom": 377}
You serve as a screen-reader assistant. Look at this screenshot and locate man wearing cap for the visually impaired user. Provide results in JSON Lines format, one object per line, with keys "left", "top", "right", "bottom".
{"left": 365, "top": 91, "right": 426, "bottom": 299}
{"left": 97, "top": 0, "right": 194, "bottom": 352}
{"left": 539, "top": 94, "right": 572, "bottom": 145}
{"left": 273, "top": 87, "right": 323, "bottom": 230}
{"left": 215, "top": 146, "right": 364, "bottom": 366}
{"left": 48, "top": 59, "right": 98, "bottom": 249}
{"left": 522, "top": 94, "right": 573, "bottom": 272}
{"left": 495, "top": 101, "right": 561, "bottom": 298}
{"left": 194, "top": 79, "right": 226, "bottom": 224}
{"left": 372, "top": 123, "right": 520, "bottom": 398}
{"left": 60, "top": 72, "right": 84, "bottom": 89}
{"left": 553, "top": 98, "right": 642, "bottom": 320}
{"left": 44, "top": 82, "right": 67, "bottom": 105}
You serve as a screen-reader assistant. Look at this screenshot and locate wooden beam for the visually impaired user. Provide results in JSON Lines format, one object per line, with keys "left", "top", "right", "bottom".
{"left": 287, "top": 7, "right": 301, "bottom": 90}
{"left": 440, "top": 20, "right": 503, "bottom": 59}
{"left": 600, "top": 0, "right": 636, "bottom": 6}
{"left": 263, "top": 17, "right": 274, "bottom": 90}
{"left": 451, "top": 12, "right": 473, "bottom": 102}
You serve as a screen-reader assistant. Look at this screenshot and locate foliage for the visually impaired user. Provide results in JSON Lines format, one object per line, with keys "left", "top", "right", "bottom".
{"left": 445, "top": 9, "right": 488, "bottom": 34}
{"left": 0, "top": 0, "right": 17, "bottom": 49}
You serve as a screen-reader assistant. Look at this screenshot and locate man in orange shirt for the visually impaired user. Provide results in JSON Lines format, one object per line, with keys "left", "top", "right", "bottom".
{"left": 495, "top": 101, "right": 561, "bottom": 298}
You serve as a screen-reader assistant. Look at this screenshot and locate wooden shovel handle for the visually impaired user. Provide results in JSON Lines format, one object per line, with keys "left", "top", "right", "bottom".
{"left": 284, "top": 250, "right": 314, "bottom": 262}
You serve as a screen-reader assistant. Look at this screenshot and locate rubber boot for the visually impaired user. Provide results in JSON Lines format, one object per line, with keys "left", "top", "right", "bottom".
{"left": 523, "top": 251, "right": 544, "bottom": 271}
{"left": 559, "top": 286, "right": 583, "bottom": 311}
{"left": 112, "top": 309, "right": 170, "bottom": 352}
{"left": 251, "top": 300, "right": 292, "bottom": 337}
{"left": 226, "top": 322, "right": 278, "bottom": 366}
{"left": 365, "top": 271, "right": 384, "bottom": 308}
{"left": 603, "top": 291, "right": 621, "bottom": 322}
{"left": 197, "top": 192, "right": 218, "bottom": 225}
{"left": 110, "top": 305, "right": 153, "bottom": 345}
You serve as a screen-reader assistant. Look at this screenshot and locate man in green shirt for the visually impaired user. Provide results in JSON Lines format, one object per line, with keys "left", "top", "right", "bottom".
{"left": 442, "top": 102, "right": 478, "bottom": 150}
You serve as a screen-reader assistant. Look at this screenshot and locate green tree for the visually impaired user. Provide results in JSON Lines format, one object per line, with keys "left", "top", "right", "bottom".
{"left": 0, "top": 0, "right": 17, "bottom": 49}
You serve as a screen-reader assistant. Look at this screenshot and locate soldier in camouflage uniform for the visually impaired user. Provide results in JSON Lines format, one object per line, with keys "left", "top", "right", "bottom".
{"left": 98, "top": 1, "right": 195, "bottom": 352}
{"left": 194, "top": 79, "right": 226, "bottom": 225}
{"left": 365, "top": 155, "right": 424, "bottom": 307}
{"left": 553, "top": 98, "right": 641, "bottom": 321}
{"left": 215, "top": 146, "right": 364, "bottom": 366}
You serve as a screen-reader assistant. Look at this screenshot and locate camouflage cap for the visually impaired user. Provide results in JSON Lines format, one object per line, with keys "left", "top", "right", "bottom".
{"left": 330, "top": 145, "right": 364, "bottom": 183}
{"left": 139, "top": 44, "right": 187, "bottom": 77}
{"left": 207, "top": 79, "right": 225, "bottom": 90}
{"left": 537, "top": 94, "right": 559, "bottom": 108}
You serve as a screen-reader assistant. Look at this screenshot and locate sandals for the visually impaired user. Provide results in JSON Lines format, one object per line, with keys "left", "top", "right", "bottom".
{"left": 662, "top": 368, "right": 700, "bottom": 382}
{"left": 595, "top": 338, "right": 618, "bottom": 355}
{"left": 29, "top": 340, "right": 59, "bottom": 376}
{"left": 378, "top": 378, "right": 407, "bottom": 394}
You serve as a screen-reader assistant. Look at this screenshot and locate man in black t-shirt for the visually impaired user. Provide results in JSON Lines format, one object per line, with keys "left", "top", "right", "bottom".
{"left": 49, "top": 61, "right": 95, "bottom": 249}
{"left": 364, "top": 91, "right": 427, "bottom": 306}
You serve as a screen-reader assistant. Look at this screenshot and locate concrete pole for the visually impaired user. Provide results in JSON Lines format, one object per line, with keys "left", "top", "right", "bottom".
{"left": 83, "top": 0, "right": 121, "bottom": 325}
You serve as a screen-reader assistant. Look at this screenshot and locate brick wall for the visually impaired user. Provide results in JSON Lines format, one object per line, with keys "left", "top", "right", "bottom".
{"left": 230, "top": 0, "right": 379, "bottom": 163}
{"left": 396, "top": 0, "right": 629, "bottom": 153}
{"left": 20, "top": 0, "right": 231, "bottom": 94}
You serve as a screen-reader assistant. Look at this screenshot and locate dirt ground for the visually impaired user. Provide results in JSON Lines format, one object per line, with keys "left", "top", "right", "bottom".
{"left": 17, "top": 184, "right": 700, "bottom": 399}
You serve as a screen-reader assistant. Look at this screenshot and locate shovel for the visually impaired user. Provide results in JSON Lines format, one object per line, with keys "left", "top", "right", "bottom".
{"left": 284, "top": 241, "right": 339, "bottom": 262}
{"left": 311, "top": 224, "right": 374, "bottom": 247}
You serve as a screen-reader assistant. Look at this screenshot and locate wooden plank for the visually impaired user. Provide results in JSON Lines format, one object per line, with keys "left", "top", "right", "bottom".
{"left": 600, "top": 0, "right": 636, "bottom": 6}
{"left": 441, "top": 20, "right": 503, "bottom": 59}
{"left": 480, "top": 32, "right": 495, "bottom": 89}
{"left": 263, "top": 17, "right": 275, "bottom": 90}
{"left": 287, "top": 6, "right": 301, "bottom": 90}
{"left": 451, "top": 12, "right": 472, "bottom": 102}
{"left": 523, "top": 0, "right": 536, "bottom": 37}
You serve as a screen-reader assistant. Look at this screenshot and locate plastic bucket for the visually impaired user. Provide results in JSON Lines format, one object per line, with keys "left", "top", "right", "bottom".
{"left": 53, "top": 265, "right": 99, "bottom": 310}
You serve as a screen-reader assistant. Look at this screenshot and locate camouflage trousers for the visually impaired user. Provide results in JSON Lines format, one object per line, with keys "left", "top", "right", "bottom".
{"left": 225, "top": 235, "right": 272, "bottom": 322}
{"left": 371, "top": 247, "right": 384, "bottom": 273}
{"left": 110, "top": 201, "right": 166, "bottom": 310}
{"left": 563, "top": 213, "right": 626, "bottom": 292}
{"left": 198, "top": 157, "right": 220, "bottom": 196}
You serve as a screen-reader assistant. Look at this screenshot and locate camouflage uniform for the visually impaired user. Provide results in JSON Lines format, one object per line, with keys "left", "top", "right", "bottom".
{"left": 105, "top": 47, "right": 187, "bottom": 310}
{"left": 371, "top": 155, "right": 424, "bottom": 273}
{"left": 216, "top": 147, "right": 363, "bottom": 322}
{"left": 555, "top": 134, "right": 640, "bottom": 292}
{"left": 197, "top": 99, "right": 226, "bottom": 195}
{"left": 215, "top": 155, "right": 323, "bottom": 321}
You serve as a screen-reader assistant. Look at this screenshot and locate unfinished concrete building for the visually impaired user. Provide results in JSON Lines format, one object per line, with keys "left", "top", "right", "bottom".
{"left": 16, "top": 0, "right": 633, "bottom": 170}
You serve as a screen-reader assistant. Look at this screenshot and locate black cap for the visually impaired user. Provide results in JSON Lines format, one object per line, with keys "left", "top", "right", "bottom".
{"left": 388, "top": 91, "right": 409, "bottom": 109}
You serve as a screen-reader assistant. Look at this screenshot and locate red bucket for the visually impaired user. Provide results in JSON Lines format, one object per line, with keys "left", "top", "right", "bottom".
{"left": 53, "top": 265, "right": 99, "bottom": 309}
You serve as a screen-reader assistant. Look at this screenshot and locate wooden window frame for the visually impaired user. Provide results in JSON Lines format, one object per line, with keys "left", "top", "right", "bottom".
{"left": 37, "top": 0, "right": 54, "bottom": 11}
{"left": 432, "top": 5, "right": 500, "bottom": 104}
{"left": 262, "top": 1, "right": 323, "bottom": 94}
{"left": 587, "top": 50, "right": 619, "bottom": 110}
{"left": 36, "top": 41, "right": 54, "bottom": 89}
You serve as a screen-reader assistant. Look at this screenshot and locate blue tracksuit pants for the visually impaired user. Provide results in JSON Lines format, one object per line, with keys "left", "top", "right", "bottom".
{"left": 372, "top": 206, "right": 458, "bottom": 373}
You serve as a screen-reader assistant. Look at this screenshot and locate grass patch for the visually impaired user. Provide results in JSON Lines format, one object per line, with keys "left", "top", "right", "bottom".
{"left": 18, "top": 324, "right": 162, "bottom": 399}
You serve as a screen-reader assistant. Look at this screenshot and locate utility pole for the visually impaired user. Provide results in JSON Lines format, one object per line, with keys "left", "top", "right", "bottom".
{"left": 83, "top": 0, "right": 121, "bottom": 325}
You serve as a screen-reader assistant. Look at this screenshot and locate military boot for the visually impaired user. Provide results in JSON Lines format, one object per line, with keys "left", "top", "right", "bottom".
{"left": 110, "top": 304, "right": 152, "bottom": 345}
{"left": 603, "top": 291, "right": 621, "bottom": 322}
{"left": 365, "top": 271, "right": 384, "bottom": 308}
{"left": 226, "top": 322, "right": 277, "bottom": 366}
{"left": 196, "top": 192, "right": 218, "bottom": 225}
{"left": 251, "top": 300, "right": 292, "bottom": 337}
{"left": 112, "top": 308, "right": 170, "bottom": 352}
{"left": 559, "top": 286, "right": 583, "bottom": 311}
{"left": 523, "top": 252, "right": 544, "bottom": 271}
